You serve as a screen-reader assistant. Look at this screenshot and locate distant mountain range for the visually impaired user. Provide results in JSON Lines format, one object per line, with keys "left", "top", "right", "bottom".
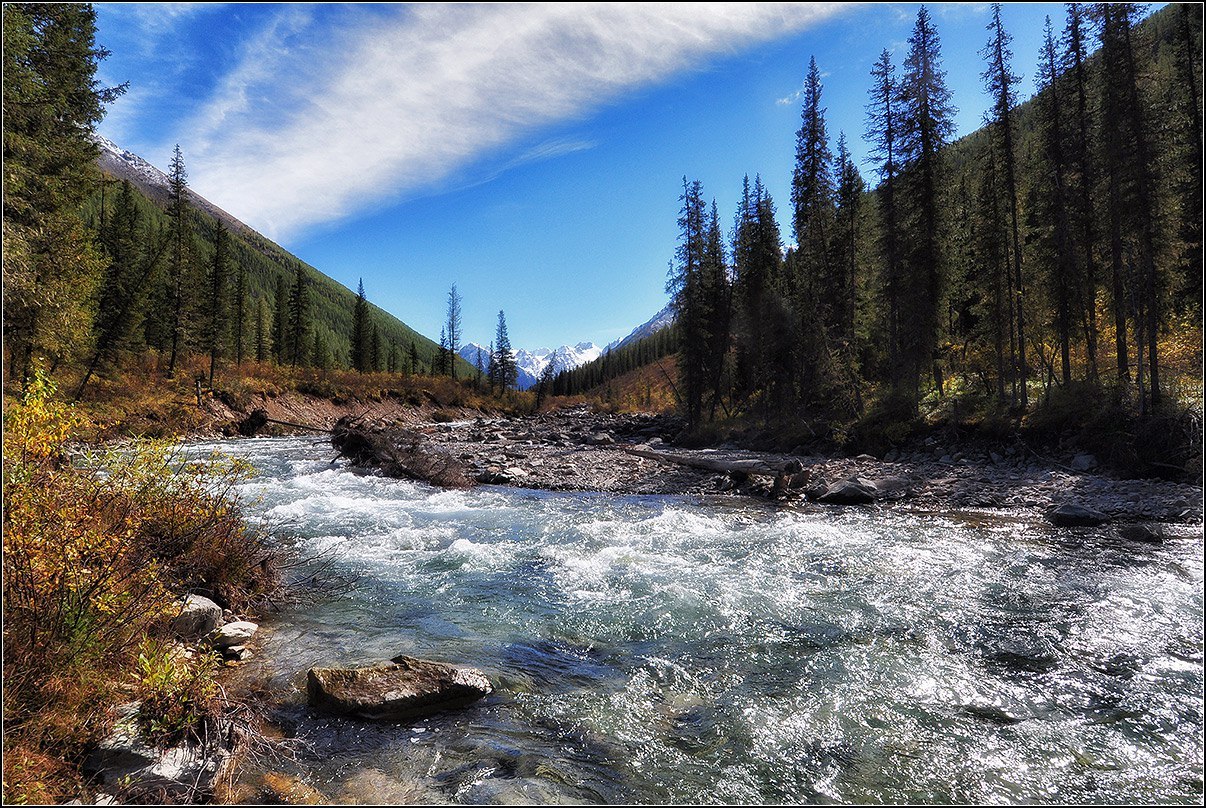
{"left": 458, "top": 341, "right": 603, "bottom": 390}
{"left": 455, "top": 300, "right": 677, "bottom": 390}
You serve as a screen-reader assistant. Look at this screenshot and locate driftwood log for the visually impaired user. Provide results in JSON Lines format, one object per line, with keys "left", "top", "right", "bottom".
{"left": 331, "top": 417, "right": 474, "bottom": 488}
{"left": 623, "top": 445, "right": 810, "bottom": 498}
{"left": 622, "top": 446, "right": 784, "bottom": 477}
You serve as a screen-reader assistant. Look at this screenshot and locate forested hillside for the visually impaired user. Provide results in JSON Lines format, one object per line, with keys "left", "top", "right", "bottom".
{"left": 81, "top": 145, "right": 466, "bottom": 384}
{"left": 3, "top": 2, "right": 473, "bottom": 401}
{"left": 564, "top": 2, "right": 1202, "bottom": 476}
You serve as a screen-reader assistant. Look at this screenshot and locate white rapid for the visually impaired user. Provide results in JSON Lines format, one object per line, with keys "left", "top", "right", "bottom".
{"left": 191, "top": 436, "right": 1203, "bottom": 805}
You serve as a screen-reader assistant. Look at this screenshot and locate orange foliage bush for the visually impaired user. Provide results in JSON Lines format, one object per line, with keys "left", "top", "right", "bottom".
{"left": 2, "top": 372, "right": 280, "bottom": 804}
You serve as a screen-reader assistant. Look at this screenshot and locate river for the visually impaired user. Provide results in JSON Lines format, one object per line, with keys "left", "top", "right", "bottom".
{"left": 191, "top": 436, "right": 1202, "bottom": 804}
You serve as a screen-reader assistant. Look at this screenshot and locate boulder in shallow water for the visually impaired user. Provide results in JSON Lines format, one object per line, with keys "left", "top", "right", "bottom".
{"left": 819, "top": 477, "right": 878, "bottom": 505}
{"left": 1117, "top": 523, "right": 1165, "bottom": 544}
{"left": 307, "top": 656, "right": 493, "bottom": 721}
{"left": 1046, "top": 503, "right": 1110, "bottom": 527}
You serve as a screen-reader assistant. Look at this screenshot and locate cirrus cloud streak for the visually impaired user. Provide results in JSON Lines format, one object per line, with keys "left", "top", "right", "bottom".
{"left": 182, "top": 3, "right": 850, "bottom": 241}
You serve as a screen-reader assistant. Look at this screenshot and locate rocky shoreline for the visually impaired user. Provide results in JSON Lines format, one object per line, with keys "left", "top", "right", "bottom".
{"left": 335, "top": 404, "right": 1202, "bottom": 529}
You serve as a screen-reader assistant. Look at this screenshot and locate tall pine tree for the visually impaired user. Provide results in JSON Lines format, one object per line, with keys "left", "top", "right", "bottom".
{"left": 981, "top": 3, "right": 1027, "bottom": 406}
{"left": 897, "top": 5, "right": 956, "bottom": 409}
{"left": 286, "top": 264, "right": 309, "bottom": 367}
{"left": 446, "top": 283, "right": 462, "bottom": 379}
{"left": 351, "top": 278, "right": 370, "bottom": 372}
{"left": 491, "top": 311, "right": 517, "bottom": 393}
{"left": 3, "top": 3, "right": 124, "bottom": 382}
{"left": 205, "top": 219, "right": 231, "bottom": 386}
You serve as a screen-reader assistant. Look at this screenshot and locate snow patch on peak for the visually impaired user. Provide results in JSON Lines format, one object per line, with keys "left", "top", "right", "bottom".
{"left": 92, "top": 133, "right": 171, "bottom": 191}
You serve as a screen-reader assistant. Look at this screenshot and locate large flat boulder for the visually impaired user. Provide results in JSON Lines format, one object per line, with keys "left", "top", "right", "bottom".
{"left": 307, "top": 656, "right": 493, "bottom": 721}
{"left": 211, "top": 620, "right": 258, "bottom": 649}
{"left": 819, "top": 477, "right": 879, "bottom": 505}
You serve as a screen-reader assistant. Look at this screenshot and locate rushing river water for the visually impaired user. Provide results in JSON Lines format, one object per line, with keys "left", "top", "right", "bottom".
{"left": 191, "top": 436, "right": 1203, "bottom": 804}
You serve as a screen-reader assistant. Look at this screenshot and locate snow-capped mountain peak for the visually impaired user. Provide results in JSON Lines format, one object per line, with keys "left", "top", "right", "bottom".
{"left": 456, "top": 340, "right": 603, "bottom": 390}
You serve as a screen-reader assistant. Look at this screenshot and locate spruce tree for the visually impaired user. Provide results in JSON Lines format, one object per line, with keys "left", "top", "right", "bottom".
{"left": 492, "top": 312, "right": 517, "bottom": 393}
{"left": 233, "top": 256, "right": 247, "bottom": 367}
{"left": 1169, "top": 3, "right": 1203, "bottom": 312}
{"left": 351, "top": 278, "right": 369, "bottom": 372}
{"left": 446, "top": 283, "right": 462, "bottom": 379}
{"left": 1098, "top": 2, "right": 1163, "bottom": 407}
{"left": 1035, "top": 15, "right": 1077, "bottom": 384}
{"left": 832, "top": 132, "right": 864, "bottom": 348}
{"left": 1062, "top": 2, "right": 1101, "bottom": 379}
{"left": 981, "top": 2, "right": 1028, "bottom": 407}
{"left": 667, "top": 177, "right": 709, "bottom": 425}
{"left": 205, "top": 220, "right": 231, "bottom": 386}
{"left": 437, "top": 326, "right": 450, "bottom": 376}
{"left": 270, "top": 277, "right": 286, "bottom": 364}
{"left": 791, "top": 56, "right": 836, "bottom": 309}
{"left": 3, "top": 3, "right": 124, "bottom": 381}
{"left": 973, "top": 150, "right": 1012, "bottom": 399}
{"left": 866, "top": 48, "right": 904, "bottom": 380}
{"left": 287, "top": 263, "right": 310, "bottom": 366}
{"left": 75, "top": 179, "right": 166, "bottom": 399}
{"left": 897, "top": 5, "right": 956, "bottom": 409}
{"left": 164, "top": 144, "right": 190, "bottom": 378}
{"left": 701, "top": 199, "right": 731, "bottom": 420}
{"left": 255, "top": 297, "right": 269, "bottom": 362}
{"left": 474, "top": 345, "right": 486, "bottom": 388}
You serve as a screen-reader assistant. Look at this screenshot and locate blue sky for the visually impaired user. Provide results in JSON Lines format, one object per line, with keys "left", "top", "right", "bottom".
{"left": 93, "top": 3, "right": 1163, "bottom": 351}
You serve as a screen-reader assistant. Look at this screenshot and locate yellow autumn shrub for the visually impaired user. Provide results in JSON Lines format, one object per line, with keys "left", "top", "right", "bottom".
{"left": 2, "top": 373, "right": 280, "bottom": 804}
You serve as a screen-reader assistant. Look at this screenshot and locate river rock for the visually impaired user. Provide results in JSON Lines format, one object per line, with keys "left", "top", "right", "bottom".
{"left": 788, "top": 470, "right": 811, "bottom": 489}
{"left": 819, "top": 477, "right": 879, "bottom": 505}
{"left": 1070, "top": 453, "right": 1099, "bottom": 472}
{"left": 1047, "top": 503, "right": 1110, "bottom": 527}
{"left": 83, "top": 703, "right": 234, "bottom": 800}
{"left": 211, "top": 620, "right": 258, "bottom": 649}
{"left": 307, "top": 655, "right": 493, "bottom": 721}
{"left": 1117, "top": 523, "right": 1165, "bottom": 544}
{"left": 585, "top": 432, "right": 616, "bottom": 446}
{"left": 168, "top": 594, "right": 222, "bottom": 639}
{"left": 222, "top": 645, "right": 254, "bottom": 661}
{"left": 871, "top": 476, "right": 910, "bottom": 498}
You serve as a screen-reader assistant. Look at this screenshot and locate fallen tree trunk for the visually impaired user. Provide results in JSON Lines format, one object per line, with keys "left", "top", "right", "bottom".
{"left": 237, "top": 409, "right": 332, "bottom": 437}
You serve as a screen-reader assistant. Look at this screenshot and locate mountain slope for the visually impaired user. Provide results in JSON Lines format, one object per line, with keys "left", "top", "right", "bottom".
{"left": 608, "top": 301, "right": 676, "bottom": 352}
{"left": 90, "top": 136, "right": 462, "bottom": 372}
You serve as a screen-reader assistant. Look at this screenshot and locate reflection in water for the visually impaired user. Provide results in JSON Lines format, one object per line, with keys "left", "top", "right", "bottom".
{"left": 190, "top": 437, "right": 1203, "bottom": 805}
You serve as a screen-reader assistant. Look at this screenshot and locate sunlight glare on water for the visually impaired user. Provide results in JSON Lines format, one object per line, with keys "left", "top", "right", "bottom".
{"left": 191, "top": 436, "right": 1203, "bottom": 805}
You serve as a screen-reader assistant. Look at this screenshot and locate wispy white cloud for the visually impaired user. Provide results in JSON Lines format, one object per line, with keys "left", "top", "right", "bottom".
{"left": 178, "top": 3, "right": 850, "bottom": 241}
